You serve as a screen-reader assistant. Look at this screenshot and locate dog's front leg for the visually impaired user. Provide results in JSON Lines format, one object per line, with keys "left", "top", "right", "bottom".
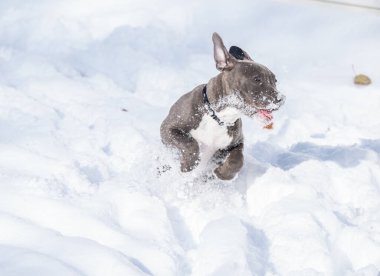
{"left": 165, "top": 128, "right": 200, "bottom": 172}
{"left": 214, "top": 143, "right": 244, "bottom": 180}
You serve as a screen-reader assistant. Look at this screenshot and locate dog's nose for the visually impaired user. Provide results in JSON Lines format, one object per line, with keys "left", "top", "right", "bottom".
{"left": 274, "top": 94, "right": 285, "bottom": 105}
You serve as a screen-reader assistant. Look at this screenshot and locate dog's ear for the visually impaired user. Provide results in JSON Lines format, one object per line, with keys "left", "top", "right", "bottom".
{"left": 242, "top": 49, "right": 253, "bottom": 61}
{"left": 212, "top": 32, "right": 235, "bottom": 71}
{"left": 229, "top": 46, "right": 253, "bottom": 61}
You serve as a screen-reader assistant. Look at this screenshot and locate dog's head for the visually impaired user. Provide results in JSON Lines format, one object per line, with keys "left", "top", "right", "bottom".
{"left": 212, "top": 32, "right": 285, "bottom": 120}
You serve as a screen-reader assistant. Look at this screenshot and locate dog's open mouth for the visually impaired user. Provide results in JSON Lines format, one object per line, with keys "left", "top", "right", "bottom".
{"left": 257, "top": 109, "right": 273, "bottom": 121}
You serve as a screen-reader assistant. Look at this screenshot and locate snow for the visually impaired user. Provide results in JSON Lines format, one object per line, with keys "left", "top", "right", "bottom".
{"left": 1, "top": 0, "right": 380, "bottom": 275}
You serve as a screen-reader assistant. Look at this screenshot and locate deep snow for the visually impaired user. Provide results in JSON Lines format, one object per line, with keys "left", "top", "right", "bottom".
{"left": 0, "top": 0, "right": 380, "bottom": 275}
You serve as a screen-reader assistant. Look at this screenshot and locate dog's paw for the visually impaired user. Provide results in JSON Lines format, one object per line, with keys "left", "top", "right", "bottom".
{"left": 214, "top": 167, "right": 237, "bottom": 181}
{"left": 180, "top": 159, "right": 199, "bottom": 172}
{"left": 180, "top": 151, "right": 200, "bottom": 172}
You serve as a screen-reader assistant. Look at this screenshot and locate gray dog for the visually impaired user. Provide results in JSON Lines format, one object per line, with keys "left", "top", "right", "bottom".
{"left": 160, "top": 33, "right": 285, "bottom": 180}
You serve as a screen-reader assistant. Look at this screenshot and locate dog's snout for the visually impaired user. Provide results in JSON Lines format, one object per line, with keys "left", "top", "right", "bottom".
{"left": 273, "top": 97, "right": 281, "bottom": 104}
{"left": 274, "top": 94, "right": 285, "bottom": 105}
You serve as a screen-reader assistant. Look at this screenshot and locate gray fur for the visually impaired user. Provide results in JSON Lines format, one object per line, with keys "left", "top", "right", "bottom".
{"left": 160, "top": 33, "right": 285, "bottom": 180}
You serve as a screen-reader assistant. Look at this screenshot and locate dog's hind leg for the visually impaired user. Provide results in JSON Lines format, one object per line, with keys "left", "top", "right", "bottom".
{"left": 214, "top": 143, "right": 244, "bottom": 180}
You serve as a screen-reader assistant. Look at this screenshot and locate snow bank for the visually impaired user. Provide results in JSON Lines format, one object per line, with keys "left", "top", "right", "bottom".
{"left": 0, "top": 0, "right": 380, "bottom": 275}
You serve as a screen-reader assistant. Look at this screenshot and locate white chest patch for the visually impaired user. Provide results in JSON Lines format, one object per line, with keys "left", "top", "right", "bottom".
{"left": 190, "top": 107, "right": 241, "bottom": 166}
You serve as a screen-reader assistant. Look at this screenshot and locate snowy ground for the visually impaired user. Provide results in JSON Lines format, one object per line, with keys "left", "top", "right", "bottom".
{"left": 1, "top": 0, "right": 380, "bottom": 275}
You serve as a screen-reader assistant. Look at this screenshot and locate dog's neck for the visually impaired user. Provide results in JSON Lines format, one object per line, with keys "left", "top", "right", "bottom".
{"left": 206, "top": 73, "right": 229, "bottom": 112}
{"left": 205, "top": 73, "right": 242, "bottom": 126}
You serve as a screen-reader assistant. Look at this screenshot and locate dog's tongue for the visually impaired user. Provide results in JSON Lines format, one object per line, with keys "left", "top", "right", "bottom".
{"left": 258, "top": 109, "right": 273, "bottom": 121}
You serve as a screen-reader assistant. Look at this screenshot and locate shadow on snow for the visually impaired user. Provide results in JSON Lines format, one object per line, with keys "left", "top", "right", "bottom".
{"left": 249, "top": 139, "right": 380, "bottom": 171}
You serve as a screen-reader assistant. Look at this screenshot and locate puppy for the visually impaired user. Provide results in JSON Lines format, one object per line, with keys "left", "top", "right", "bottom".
{"left": 161, "top": 33, "right": 285, "bottom": 180}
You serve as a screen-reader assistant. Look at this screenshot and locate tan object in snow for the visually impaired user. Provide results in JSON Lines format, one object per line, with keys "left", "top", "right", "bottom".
{"left": 264, "top": 122, "right": 273, "bottom": 129}
{"left": 354, "top": 74, "right": 371, "bottom": 85}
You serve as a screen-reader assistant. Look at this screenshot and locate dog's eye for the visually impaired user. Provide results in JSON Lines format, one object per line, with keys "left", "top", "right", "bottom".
{"left": 254, "top": 77, "right": 262, "bottom": 83}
